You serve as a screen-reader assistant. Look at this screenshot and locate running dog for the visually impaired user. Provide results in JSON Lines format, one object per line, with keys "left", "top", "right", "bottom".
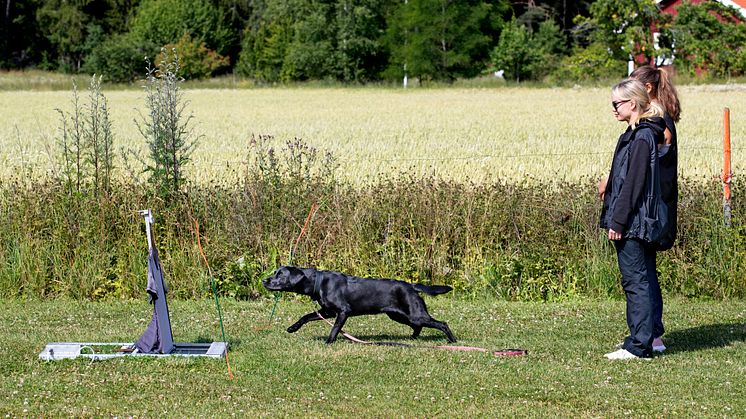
{"left": 263, "top": 266, "right": 457, "bottom": 344}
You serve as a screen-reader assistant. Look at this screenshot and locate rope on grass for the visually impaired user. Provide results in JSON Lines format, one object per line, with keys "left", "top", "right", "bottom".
{"left": 312, "top": 310, "right": 527, "bottom": 356}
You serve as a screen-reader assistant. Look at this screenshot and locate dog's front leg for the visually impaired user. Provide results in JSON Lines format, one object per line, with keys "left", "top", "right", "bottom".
{"left": 326, "top": 312, "right": 349, "bottom": 344}
{"left": 287, "top": 308, "right": 335, "bottom": 333}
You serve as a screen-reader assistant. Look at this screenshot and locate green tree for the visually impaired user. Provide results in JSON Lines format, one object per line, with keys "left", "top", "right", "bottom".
{"left": 671, "top": 1, "right": 746, "bottom": 77}
{"left": 335, "top": 0, "right": 389, "bottom": 81}
{"left": 100, "top": 0, "right": 142, "bottom": 32}
{"left": 236, "top": 17, "right": 294, "bottom": 82}
{"left": 236, "top": 0, "right": 307, "bottom": 82}
{"left": 212, "top": 0, "right": 254, "bottom": 59}
{"left": 529, "top": 19, "right": 567, "bottom": 78}
{"left": 1, "top": 0, "right": 51, "bottom": 68}
{"left": 549, "top": 42, "right": 627, "bottom": 84}
{"left": 584, "top": 0, "right": 668, "bottom": 66}
{"left": 36, "top": 0, "right": 90, "bottom": 71}
{"left": 280, "top": 0, "right": 339, "bottom": 81}
{"left": 512, "top": 0, "right": 594, "bottom": 32}
{"left": 490, "top": 18, "right": 566, "bottom": 82}
{"left": 384, "top": 0, "right": 508, "bottom": 82}
{"left": 160, "top": 33, "right": 230, "bottom": 79}
{"left": 237, "top": 0, "right": 391, "bottom": 82}
{"left": 7, "top": 0, "right": 141, "bottom": 71}
{"left": 130, "top": 0, "right": 233, "bottom": 54}
{"left": 489, "top": 18, "right": 532, "bottom": 82}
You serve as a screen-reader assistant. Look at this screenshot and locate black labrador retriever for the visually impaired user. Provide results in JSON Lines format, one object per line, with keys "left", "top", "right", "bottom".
{"left": 263, "top": 266, "right": 457, "bottom": 344}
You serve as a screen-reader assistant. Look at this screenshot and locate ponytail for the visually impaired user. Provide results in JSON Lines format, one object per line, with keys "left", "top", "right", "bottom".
{"left": 629, "top": 65, "right": 682, "bottom": 122}
{"left": 656, "top": 69, "right": 681, "bottom": 122}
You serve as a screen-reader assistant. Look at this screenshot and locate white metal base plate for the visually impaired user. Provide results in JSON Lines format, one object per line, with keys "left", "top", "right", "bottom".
{"left": 39, "top": 342, "right": 228, "bottom": 361}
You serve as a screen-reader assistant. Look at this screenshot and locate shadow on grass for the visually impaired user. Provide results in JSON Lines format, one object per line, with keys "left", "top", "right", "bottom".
{"left": 665, "top": 323, "right": 746, "bottom": 353}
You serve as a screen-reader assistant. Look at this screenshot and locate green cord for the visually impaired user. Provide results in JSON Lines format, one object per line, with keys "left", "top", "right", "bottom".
{"left": 265, "top": 248, "right": 294, "bottom": 324}
{"left": 208, "top": 268, "right": 228, "bottom": 344}
{"left": 268, "top": 292, "right": 280, "bottom": 322}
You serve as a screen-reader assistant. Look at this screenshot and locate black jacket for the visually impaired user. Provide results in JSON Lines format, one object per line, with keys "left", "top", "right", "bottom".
{"left": 600, "top": 117, "right": 667, "bottom": 239}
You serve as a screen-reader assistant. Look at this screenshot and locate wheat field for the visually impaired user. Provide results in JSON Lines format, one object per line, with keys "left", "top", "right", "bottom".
{"left": 1, "top": 85, "right": 743, "bottom": 185}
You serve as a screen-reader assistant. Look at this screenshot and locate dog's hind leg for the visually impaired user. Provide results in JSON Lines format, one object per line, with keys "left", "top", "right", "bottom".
{"left": 386, "top": 312, "right": 422, "bottom": 339}
{"left": 420, "top": 318, "right": 457, "bottom": 343}
{"left": 287, "top": 308, "right": 336, "bottom": 333}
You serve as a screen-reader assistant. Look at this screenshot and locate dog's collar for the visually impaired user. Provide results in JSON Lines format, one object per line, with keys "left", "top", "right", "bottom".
{"left": 312, "top": 271, "right": 322, "bottom": 301}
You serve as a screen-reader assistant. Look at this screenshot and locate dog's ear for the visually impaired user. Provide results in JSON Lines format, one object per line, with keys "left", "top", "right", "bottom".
{"left": 282, "top": 266, "right": 309, "bottom": 286}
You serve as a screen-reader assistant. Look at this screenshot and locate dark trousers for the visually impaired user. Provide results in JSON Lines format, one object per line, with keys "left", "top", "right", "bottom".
{"left": 614, "top": 238, "right": 657, "bottom": 357}
{"left": 649, "top": 261, "right": 665, "bottom": 339}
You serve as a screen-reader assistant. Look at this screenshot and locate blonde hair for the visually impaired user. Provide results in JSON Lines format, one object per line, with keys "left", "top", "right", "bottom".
{"left": 612, "top": 79, "right": 664, "bottom": 125}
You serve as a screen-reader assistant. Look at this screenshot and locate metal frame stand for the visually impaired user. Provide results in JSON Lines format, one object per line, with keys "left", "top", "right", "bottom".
{"left": 39, "top": 209, "right": 227, "bottom": 361}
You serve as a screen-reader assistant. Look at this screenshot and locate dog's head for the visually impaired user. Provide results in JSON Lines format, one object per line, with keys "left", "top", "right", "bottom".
{"left": 262, "top": 266, "right": 308, "bottom": 292}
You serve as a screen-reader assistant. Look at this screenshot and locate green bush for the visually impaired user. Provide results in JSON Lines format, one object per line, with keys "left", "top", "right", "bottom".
{"left": 547, "top": 42, "right": 627, "bottom": 84}
{"left": 159, "top": 34, "right": 229, "bottom": 80}
{"left": 130, "top": 0, "right": 233, "bottom": 55}
{"left": 83, "top": 33, "right": 158, "bottom": 83}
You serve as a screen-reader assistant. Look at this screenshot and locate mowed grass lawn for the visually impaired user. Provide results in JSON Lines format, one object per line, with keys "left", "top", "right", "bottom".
{"left": 2, "top": 85, "right": 745, "bottom": 184}
{"left": 2, "top": 297, "right": 744, "bottom": 416}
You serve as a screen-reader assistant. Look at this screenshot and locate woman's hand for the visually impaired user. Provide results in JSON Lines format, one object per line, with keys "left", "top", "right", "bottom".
{"left": 598, "top": 176, "right": 608, "bottom": 201}
{"left": 608, "top": 229, "right": 622, "bottom": 241}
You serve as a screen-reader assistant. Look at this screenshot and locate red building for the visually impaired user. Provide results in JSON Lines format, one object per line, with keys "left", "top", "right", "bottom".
{"left": 657, "top": 0, "right": 746, "bottom": 18}
{"left": 637, "top": 0, "right": 746, "bottom": 71}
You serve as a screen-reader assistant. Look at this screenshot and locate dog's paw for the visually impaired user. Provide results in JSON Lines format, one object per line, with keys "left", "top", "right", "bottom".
{"left": 287, "top": 324, "right": 301, "bottom": 333}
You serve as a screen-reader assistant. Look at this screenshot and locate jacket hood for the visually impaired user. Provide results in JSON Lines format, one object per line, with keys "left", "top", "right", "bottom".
{"left": 637, "top": 116, "right": 666, "bottom": 136}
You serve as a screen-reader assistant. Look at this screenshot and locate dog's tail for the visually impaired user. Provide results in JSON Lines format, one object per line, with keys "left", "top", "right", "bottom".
{"left": 413, "top": 284, "right": 453, "bottom": 296}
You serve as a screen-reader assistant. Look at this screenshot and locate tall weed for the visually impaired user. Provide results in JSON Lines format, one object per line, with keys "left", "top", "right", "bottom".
{"left": 134, "top": 50, "right": 200, "bottom": 197}
{"left": 54, "top": 76, "right": 116, "bottom": 196}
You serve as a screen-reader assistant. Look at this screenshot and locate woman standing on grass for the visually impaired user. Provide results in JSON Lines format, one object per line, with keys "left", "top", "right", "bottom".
{"left": 600, "top": 79, "right": 667, "bottom": 360}
{"left": 628, "top": 65, "right": 681, "bottom": 353}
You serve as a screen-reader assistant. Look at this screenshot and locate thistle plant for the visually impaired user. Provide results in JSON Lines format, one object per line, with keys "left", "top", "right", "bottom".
{"left": 56, "top": 80, "right": 84, "bottom": 194}
{"left": 85, "top": 75, "right": 115, "bottom": 195}
{"left": 55, "top": 75, "right": 115, "bottom": 196}
{"left": 136, "top": 48, "right": 199, "bottom": 196}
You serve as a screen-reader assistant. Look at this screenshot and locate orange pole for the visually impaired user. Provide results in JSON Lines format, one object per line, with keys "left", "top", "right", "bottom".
{"left": 724, "top": 108, "right": 731, "bottom": 202}
{"left": 723, "top": 108, "right": 732, "bottom": 227}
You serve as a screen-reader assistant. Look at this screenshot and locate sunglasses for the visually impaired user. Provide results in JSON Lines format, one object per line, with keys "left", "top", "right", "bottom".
{"left": 612, "top": 99, "right": 630, "bottom": 110}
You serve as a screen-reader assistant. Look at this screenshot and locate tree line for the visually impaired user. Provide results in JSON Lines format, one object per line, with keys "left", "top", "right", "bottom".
{"left": 2, "top": 0, "right": 746, "bottom": 83}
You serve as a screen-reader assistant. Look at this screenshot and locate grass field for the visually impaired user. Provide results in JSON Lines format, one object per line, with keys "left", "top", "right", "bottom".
{"left": 2, "top": 84, "right": 744, "bottom": 185}
{"left": 2, "top": 297, "right": 744, "bottom": 416}
{"left": 2, "top": 74, "right": 745, "bottom": 416}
